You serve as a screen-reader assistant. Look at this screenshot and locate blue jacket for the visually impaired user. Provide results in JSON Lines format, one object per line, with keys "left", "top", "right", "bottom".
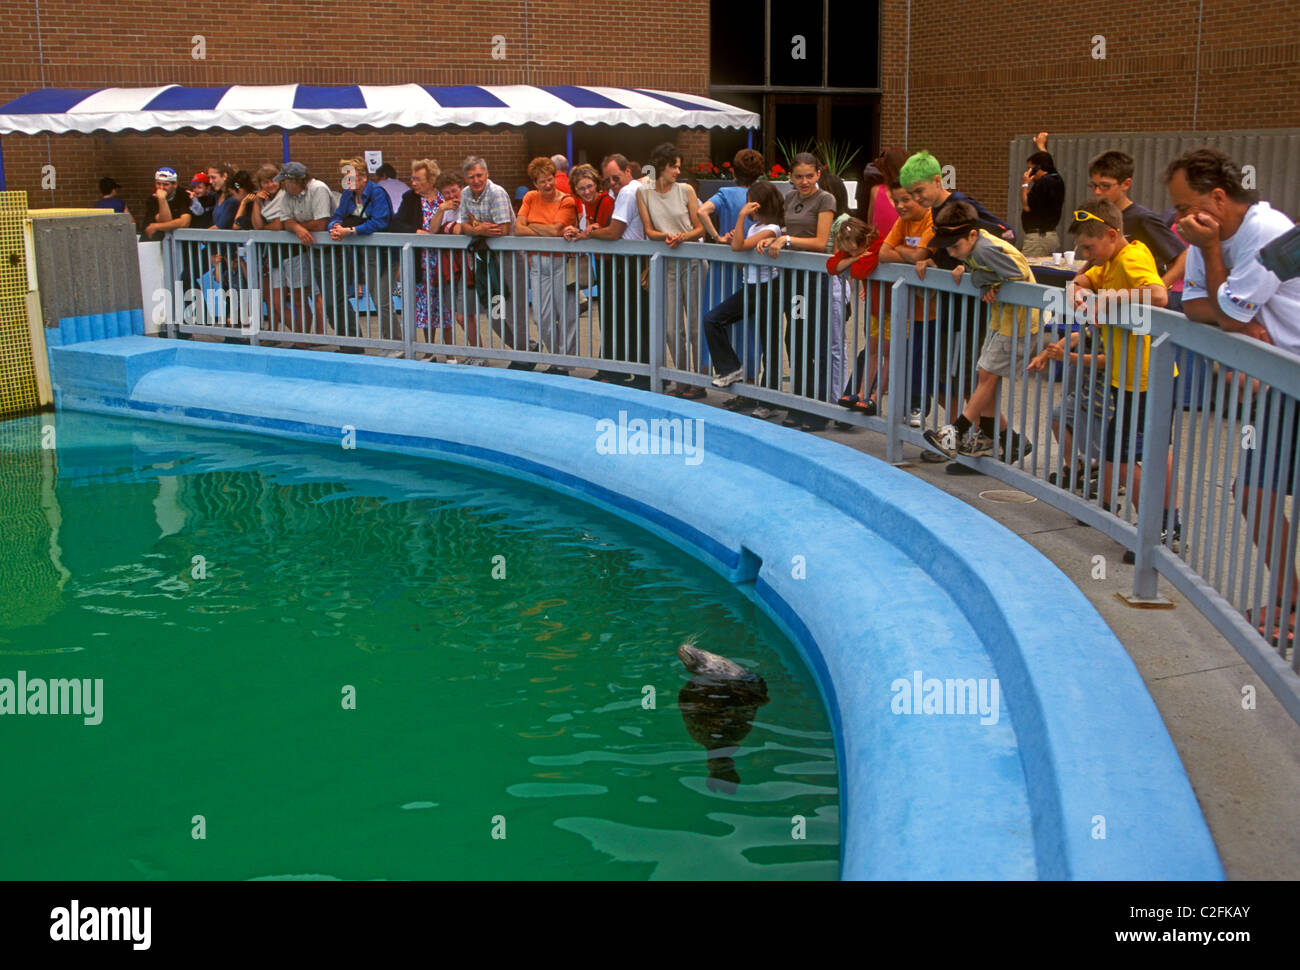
{"left": 327, "top": 180, "right": 392, "bottom": 235}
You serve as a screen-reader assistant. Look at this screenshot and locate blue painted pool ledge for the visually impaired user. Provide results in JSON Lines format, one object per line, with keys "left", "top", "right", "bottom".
{"left": 49, "top": 336, "right": 1223, "bottom": 881}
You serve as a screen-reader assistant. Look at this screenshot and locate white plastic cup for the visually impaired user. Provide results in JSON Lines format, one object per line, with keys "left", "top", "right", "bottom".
{"left": 1052, "top": 252, "right": 1063, "bottom": 265}
{"left": 1064, "top": 250, "right": 1076, "bottom": 264}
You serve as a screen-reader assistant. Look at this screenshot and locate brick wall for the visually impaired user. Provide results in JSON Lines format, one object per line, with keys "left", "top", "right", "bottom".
{"left": 1, "top": 0, "right": 712, "bottom": 222}
{"left": 879, "top": 0, "right": 1300, "bottom": 217}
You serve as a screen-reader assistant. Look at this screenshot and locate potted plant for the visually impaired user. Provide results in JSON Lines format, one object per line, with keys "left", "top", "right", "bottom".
{"left": 695, "top": 160, "right": 734, "bottom": 201}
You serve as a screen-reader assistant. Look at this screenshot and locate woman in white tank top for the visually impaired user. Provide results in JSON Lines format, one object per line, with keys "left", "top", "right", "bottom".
{"left": 636, "top": 142, "right": 707, "bottom": 397}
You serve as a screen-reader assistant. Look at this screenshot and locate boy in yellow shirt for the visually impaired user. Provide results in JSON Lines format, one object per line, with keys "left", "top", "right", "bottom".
{"left": 1067, "top": 198, "right": 1178, "bottom": 561}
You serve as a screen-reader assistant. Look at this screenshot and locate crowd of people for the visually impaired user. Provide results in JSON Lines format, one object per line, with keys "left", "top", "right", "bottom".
{"left": 96, "top": 136, "right": 1300, "bottom": 637}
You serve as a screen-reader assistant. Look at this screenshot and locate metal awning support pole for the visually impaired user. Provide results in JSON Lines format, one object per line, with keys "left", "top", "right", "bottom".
{"left": 0, "top": 137, "right": 6, "bottom": 190}
{"left": 747, "top": 129, "right": 753, "bottom": 149}
{"left": 566, "top": 127, "right": 573, "bottom": 164}
{"left": 282, "top": 131, "right": 290, "bottom": 163}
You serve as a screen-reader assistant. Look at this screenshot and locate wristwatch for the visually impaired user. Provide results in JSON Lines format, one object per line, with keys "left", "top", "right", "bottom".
{"left": 1021, "top": 183, "right": 1029, "bottom": 189}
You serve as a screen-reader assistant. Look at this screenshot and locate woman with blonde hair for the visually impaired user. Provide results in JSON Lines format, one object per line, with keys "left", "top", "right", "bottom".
{"left": 515, "top": 155, "right": 578, "bottom": 372}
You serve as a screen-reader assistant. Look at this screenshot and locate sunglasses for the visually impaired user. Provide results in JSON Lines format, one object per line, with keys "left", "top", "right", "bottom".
{"left": 1072, "top": 209, "right": 1110, "bottom": 226}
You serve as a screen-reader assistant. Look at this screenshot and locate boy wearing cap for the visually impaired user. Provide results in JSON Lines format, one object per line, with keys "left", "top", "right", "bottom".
{"left": 901, "top": 151, "right": 1020, "bottom": 466}
{"left": 921, "top": 200, "right": 1039, "bottom": 461}
{"left": 143, "top": 167, "right": 192, "bottom": 239}
{"left": 187, "top": 172, "right": 216, "bottom": 229}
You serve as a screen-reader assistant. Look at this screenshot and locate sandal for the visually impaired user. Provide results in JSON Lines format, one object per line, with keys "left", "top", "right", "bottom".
{"left": 1244, "top": 605, "right": 1297, "bottom": 645}
{"left": 723, "top": 396, "right": 755, "bottom": 413}
{"left": 851, "top": 398, "right": 878, "bottom": 416}
{"left": 837, "top": 393, "right": 859, "bottom": 409}
{"left": 679, "top": 384, "right": 707, "bottom": 400}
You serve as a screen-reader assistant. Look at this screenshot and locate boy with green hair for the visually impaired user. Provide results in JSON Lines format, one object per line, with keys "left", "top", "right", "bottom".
{"left": 899, "top": 151, "right": 1016, "bottom": 270}
{"left": 921, "top": 200, "right": 1038, "bottom": 461}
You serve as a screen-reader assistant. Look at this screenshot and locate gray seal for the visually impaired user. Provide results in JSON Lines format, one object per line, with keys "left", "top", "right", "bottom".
{"left": 676, "top": 642, "right": 770, "bottom": 792}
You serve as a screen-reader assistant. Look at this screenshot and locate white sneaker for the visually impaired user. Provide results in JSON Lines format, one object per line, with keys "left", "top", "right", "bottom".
{"left": 909, "top": 408, "right": 923, "bottom": 428}
{"left": 922, "top": 423, "right": 960, "bottom": 458}
{"left": 444, "top": 357, "right": 460, "bottom": 365}
{"left": 712, "top": 367, "right": 745, "bottom": 388}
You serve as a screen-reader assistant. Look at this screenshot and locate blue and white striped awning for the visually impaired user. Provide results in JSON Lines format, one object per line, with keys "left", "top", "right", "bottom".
{"left": 0, "top": 84, "right": 759, "bottom": 136}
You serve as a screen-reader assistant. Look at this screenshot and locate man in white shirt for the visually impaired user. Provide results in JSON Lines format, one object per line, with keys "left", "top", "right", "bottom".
{"left": 586, "top": 154, "right": 649, "bottom": 385}
{"left": 1167, "top": 146, "right": 1300, "bottom": 641}
{"left": 1167, "top": 147, "right": 1300, "bottom": 354}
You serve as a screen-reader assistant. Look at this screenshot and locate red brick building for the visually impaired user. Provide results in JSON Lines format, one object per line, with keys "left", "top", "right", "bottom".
{"left": 878, "top": 0, "right": 1300, "bottom": 208}
{"left": 4, "top": 0, "right": 1299, "bottom": 225}
{"left": 0, "top": 0, "right": 717, "bottom": 222}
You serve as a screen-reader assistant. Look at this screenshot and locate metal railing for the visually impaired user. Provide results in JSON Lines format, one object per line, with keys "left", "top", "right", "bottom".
{"left": 157, "top": 227, "right": 1300, "bottom": 720}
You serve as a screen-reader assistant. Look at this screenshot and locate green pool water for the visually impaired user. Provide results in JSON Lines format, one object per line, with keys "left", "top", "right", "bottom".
{"left": 0, "top": 412, "right": 839, "bottom": 880}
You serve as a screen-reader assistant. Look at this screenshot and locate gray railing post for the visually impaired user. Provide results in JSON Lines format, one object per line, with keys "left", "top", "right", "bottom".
{"left": 400, "top": 243, "right": 415, "bottom": 359}
{"left": 886, "top": 277, "right": 909, "bottom": 464}
{"left": 1131, "top": 330, "right": 1177, "bottom": 602}
{"left": 245, "top": 240, "right": 262, "bottom": 345}
{"left": 648, "top": 253, "right": 664, "bottom": 393}
{"left": 162, "top": 235, "right": 178, "bottom": 338}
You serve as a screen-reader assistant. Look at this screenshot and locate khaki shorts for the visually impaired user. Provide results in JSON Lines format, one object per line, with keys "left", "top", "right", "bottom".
{"left": 869, "top": 313, "right": 891, "bottom": 340}
{"left": 1020, "top": 230, "right": 1060, "bottom": 257}
{"left": 977, "top": 329, "right": 1037, "bottom": 378}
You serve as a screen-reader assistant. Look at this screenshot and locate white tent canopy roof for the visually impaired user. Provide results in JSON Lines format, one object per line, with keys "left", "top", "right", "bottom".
{"left": 0, "top": 84, "right": 760, "bottom": 136}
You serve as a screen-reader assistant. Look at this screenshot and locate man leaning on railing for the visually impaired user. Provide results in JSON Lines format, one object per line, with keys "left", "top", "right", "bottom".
{"left": 258, "top": 161, "right": 333, "bottom": 341}
{"left": 1166, "top": 146, "right": 1300, "bottom": 642}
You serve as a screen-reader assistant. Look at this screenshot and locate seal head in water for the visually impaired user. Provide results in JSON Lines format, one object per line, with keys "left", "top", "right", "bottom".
{"left": 676, "top": 642, "right": 770, "bottom": 792}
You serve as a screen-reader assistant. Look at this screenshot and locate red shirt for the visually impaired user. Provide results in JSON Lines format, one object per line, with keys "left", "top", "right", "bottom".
{"left": 826, "top": 237, "right": 883, "bottom": 279}
{"left": 827, "top": 238, "right": 885, "bottom": 314}
{"left": 577, "top": 192, "right": 614, "bottom": 230}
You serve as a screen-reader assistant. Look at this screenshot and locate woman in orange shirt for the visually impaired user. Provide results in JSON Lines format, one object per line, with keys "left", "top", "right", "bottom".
{"left": 515, "top": 156, "right": 579, "bottom": 372}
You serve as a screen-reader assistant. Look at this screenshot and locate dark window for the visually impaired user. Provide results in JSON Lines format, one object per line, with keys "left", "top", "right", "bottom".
{"left": 709, "top": 92, "right": 761, "bottom": 170}
{"left": 711, "top": 0, "right": 766, "bottom": 86}
{"left": 769, "top": 9, "right": 823, "bottom": 87}
{"left": 828, "top": 100, "right": 875, "bottom": 178}
{"left": 827, "top": 0, "right": 879, "bottom": 88}
{"left": 773, "top": 101, "right": 819, "bottom": 161}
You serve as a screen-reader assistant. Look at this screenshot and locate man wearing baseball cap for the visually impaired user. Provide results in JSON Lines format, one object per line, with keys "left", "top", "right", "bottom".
{"left": 258, "top": 161, "right": 335, "bottom": 340}
{"left": 143, "top": 167, "right": 192, "bottom": 239}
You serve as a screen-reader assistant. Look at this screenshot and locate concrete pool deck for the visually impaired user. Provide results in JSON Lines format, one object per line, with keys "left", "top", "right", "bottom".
{"left": 816, "top": 422, "right": 1300, "bottom": 882}
{"left": 46, "top": 335, "right": 1229, "bottom": 880}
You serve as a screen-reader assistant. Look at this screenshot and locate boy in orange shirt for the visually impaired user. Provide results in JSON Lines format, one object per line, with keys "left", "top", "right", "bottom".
{"left": 879, "top": 182, "right": 939, "bottom": 431}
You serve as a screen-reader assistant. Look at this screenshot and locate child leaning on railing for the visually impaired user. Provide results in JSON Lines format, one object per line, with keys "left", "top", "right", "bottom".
{"left": 824, "top": 217, "right": 884, "bottom": 414}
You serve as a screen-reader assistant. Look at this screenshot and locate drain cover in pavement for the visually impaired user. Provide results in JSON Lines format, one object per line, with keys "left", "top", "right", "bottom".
{"left": 979, "top": 489, "right": 1037, "bottom": 504}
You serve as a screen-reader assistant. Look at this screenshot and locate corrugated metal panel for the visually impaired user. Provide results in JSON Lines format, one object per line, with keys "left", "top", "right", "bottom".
{"left": 1007, "top": 130, "right": 1300, "bottom": 242}
{"left": 31, "top": 213, "right": 142, "bottom": 328}
{"left": 0, "top": 190, "right": 39, "bottom": 417}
